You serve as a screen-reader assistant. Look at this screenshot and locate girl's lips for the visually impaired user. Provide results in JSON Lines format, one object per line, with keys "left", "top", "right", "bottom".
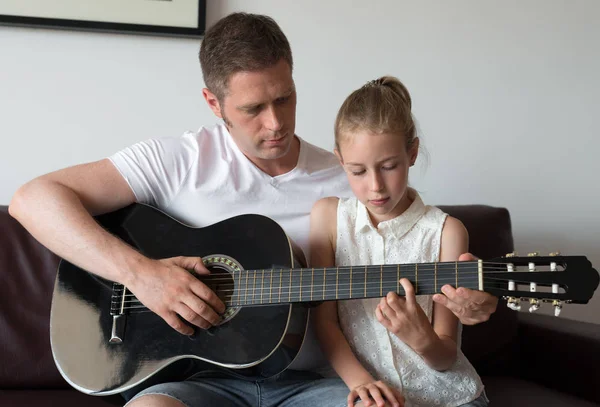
{"left": 369, "top": 198, "right": 390, "bottom": 206}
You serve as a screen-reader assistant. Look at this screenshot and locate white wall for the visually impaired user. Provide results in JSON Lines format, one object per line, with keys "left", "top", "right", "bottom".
{"left": 1, "top": 0, "right": 599, "bottom": 324}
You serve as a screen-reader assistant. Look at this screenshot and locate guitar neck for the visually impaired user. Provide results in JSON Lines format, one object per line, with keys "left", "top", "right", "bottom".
{"left": 227, "top": 260, "right": 483, "bottom": 306}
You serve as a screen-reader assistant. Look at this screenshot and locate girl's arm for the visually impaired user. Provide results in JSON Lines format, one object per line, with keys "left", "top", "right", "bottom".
{"left": 310, "top": 198, "right": 374, "bottom": 388}
{"left": 310, "top": 198, "right": 403, "bottom": 406}
{"left": 416, "top": 216, "right": 468, "bottom": 370}
{"left": 376, "top": 216, "right": 468, "bottom": 371}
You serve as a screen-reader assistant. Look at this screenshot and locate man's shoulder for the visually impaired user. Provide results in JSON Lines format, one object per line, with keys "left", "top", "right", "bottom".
{"left": 299, "top": 138, "right": 342, "bottom": 173}
{"left": 153, "top": 123, "right": 229, "bottom": 154}
{"left": 184, "top": 122, "right": 228, "bottom": 146}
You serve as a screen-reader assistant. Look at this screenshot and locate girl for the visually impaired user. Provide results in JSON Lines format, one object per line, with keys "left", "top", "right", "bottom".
{"left": 310, "top": 76, "right": 487, "bottom": 407}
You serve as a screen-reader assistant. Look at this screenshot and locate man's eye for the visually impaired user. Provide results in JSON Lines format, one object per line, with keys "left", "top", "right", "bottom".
{"left": 275, "top": 96, "right": 289, "bottom": 104}
{"left": 246, "top": 105, "right": 262, "bottom": 115}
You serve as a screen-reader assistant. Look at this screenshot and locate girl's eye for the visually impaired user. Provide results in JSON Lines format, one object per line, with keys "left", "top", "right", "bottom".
{"left": 383, "top": 164, "right": 397, "bottom": 171}
{"left": 350, "top": 170, "right": 366, "bottom": 176}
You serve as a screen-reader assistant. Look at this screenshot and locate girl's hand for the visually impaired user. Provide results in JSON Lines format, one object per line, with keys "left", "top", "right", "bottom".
{"left": 348, "top": 380, "right": 404, "bottom": 407}
{"left": 376, "top": 278, "right": 436, "bottom": 352}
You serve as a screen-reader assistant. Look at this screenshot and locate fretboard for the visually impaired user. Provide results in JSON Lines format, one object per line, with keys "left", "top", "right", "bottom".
{"left": 226, "top": 261, "right": 481, "bottom": 306}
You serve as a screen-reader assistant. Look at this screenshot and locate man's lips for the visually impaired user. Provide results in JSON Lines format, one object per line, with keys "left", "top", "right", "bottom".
{"left": 263, "top": 134, "right": 287, "bottom": 145}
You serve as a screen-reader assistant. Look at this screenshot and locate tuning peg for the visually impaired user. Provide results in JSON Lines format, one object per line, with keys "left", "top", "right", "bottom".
{"left": 529, "top": 298, "right": 540, "bottom": 312}
{"left": 505, "top": 252, "right": 517, "bottom": 258}
{"left": 507, "top": 297, "right": 521, "bottom": 311}
{"left": 527, "top": 252, "right": 540, "bottom": 257}
{"left": 549, "top": 251, "right": 561, "bottom": 257}
{"left": 553, "top": 300, "right": 563, "bottom": 317}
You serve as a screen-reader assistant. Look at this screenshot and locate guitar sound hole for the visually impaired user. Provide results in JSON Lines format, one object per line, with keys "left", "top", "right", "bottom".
{"left": 201, "top": 254, "right": 243, "bottom": 326}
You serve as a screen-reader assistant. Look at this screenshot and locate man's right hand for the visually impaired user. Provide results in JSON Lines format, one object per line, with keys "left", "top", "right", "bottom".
{"left": 9, "top": 160, "right": 225, "bottom": 336}
{"left": 127, "top": 256, "right": 226, "bottom": 335}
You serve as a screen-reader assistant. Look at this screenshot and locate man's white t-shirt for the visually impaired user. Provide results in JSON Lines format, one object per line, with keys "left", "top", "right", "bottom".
{"left": 109, "top": 123, "right": 352, "bottom": 371}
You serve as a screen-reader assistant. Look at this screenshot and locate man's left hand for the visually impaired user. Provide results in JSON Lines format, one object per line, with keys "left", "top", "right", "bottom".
{"left": 432, "top": 253, "right": 498, "bottom": 325}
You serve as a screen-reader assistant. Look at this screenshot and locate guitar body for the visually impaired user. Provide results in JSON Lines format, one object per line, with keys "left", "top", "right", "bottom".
{"left": 50, "top": 204, "right": 308, "bottom": 395}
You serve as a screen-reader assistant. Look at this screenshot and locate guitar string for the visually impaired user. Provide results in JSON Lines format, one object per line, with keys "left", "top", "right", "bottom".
{"left": 110, "top": 264, "right": 563, "bottom": 290}
{"left": 110, "top": 272, "right": 563, "bottom": 297}
{"left": 111, "top": 276, "right": 564, "bottom": 310}
{"left": 111, "top": 274, "right": 556, "bottom": 300}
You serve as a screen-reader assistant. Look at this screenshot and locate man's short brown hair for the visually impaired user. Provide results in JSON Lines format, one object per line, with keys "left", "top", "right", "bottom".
{"left": 199, "top": 13, "right": 293, "bottom": 102}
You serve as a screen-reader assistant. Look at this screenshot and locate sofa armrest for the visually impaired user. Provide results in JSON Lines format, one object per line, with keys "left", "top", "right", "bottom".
{"left": 516, "top": 312, "right": 600, "bottom": 403}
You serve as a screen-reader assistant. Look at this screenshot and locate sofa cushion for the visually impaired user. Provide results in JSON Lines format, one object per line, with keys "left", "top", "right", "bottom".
{"left": 0, "top": 206, "right": 66, "bottom": 389}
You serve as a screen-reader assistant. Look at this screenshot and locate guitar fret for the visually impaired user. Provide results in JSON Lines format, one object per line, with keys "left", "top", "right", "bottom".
{"left": 455, "top": 261, "right": 458, "bottom": 288}
{"left": 336, "top": 268, "right": 339, "bottom": 299}
{"left": 380, "top": 264, "right": 383, "bottom": 296}
{"left": 253, "top": 271, "right": 257, "bottom": 304}
{"left": 298, "top": 269, "right": 302, "bottom": 300}
{"left": 311, "top": 268, "right": 314, "bottom": 301}
{"left": 279, "top": 269, "right": 282, "bottom": 303}
{"left": 415, "top": 263, "right": 418, "bottom": 293}
{"left": 261, "top": 270, "right": 264, "bottom": 303}
{"left": 289, "top": 269, "right": 292, "bottom": 302}
{"left": 364, "top": 265, "right": 367, "bottom": 298}
{"left": 323, "top": 268, "right": 326, "bottom": 300}
{"left": 397, "top": 264, "right": 400, "bottom": 293}
{"left": 350, "top": 266, "right": 352, "bottom": 298}
{"left": 269, "top": 269, "right": 273, "bottom": 303}
{"left": 245, "top": 271, "right": 249, "bottom": 305}
{"left": 434, "top": 262, "right": 437, "bottom": 292}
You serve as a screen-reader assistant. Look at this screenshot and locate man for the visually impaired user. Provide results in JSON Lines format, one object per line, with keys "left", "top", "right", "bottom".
{"left": 9, "top": 12, "right": 497, "bottom": 407}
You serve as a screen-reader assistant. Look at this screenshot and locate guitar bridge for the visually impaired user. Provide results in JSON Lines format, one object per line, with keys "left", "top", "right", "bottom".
{"left": 110, "top": 282, "right": 129, "bottom": 344}
{"left": 110, "top": 314, "right": 126, "bottom": 343}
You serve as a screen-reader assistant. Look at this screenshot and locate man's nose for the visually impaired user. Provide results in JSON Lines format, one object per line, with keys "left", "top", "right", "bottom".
{"left": 264, "top": 106, "right": 283, "bottom": 132}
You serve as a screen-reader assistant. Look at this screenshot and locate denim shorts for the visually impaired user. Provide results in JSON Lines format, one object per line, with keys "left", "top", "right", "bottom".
{"left": 124, "top": 369, "right": 350, "bottom": 407}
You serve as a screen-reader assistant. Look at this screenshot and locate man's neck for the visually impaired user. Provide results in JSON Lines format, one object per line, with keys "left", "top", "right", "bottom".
{"left": 251, "top": 136, "right": 301, "bottom": 177}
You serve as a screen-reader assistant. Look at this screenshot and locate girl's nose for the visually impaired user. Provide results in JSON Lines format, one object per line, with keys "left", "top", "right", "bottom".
{"left": 370, "top": 171, "right": 384, "bottom": 192}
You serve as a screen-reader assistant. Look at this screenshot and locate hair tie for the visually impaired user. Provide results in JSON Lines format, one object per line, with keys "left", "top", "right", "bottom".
{"left": 364, "top": 78, "right": 384, "bottom": 88}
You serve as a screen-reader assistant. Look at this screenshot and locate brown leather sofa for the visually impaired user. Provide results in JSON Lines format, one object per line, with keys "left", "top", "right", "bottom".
{"left": 1, "top": 204, "right": 599, "bottom": 406}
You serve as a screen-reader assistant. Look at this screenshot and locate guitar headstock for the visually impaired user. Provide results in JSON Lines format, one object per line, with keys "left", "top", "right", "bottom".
{"left": 483, "top": 252, "right": 599, "bottom": 316}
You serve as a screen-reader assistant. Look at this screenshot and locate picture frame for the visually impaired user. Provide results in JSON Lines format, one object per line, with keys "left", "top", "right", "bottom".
{"left": 0, "top": 0, "right": 206, "bottom": 38}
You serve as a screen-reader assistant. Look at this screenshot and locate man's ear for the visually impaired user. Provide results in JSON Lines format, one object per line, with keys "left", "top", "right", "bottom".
{"left": 202, "top": 88, "right": 223, "bottom": 119}
{"left": 334, "top": 149, "right": 344, "bottom": 166}
{"left": 409, "top": 137, "right": 420, "bottom": 166}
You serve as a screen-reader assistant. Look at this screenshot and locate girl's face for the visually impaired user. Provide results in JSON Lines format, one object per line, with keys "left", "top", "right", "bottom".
{"left": 336, "top": 130, "right": 418, "bottom": 226}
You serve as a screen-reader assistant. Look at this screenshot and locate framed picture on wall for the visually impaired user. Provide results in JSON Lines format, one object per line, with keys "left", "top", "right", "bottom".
{"left": 0, "top": 0, "right": 206, "bottom": 38}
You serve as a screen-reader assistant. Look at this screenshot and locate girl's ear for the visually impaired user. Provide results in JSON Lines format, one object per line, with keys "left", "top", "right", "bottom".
{"left": 334, "top": 149, "right": 344, "bottom": 166}
{"left": 409, "top": 137, "right": 420, "bottom": 166}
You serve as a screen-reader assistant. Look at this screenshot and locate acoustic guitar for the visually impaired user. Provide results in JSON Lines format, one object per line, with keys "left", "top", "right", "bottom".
{"left": 50, "top": 203, "right": 599, "bottom": 395}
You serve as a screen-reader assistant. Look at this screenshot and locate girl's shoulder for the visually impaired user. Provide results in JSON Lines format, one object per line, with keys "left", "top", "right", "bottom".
{"left": 310, "top": 196, "right": 340, "bottom": 227}
{"left": 312, "top": 196, "right": 340, "bottom": 214}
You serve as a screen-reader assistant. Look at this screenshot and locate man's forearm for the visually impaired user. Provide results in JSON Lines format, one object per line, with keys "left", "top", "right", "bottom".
{"left": 9, "top": 179, "right": 142, "bottom": 285}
